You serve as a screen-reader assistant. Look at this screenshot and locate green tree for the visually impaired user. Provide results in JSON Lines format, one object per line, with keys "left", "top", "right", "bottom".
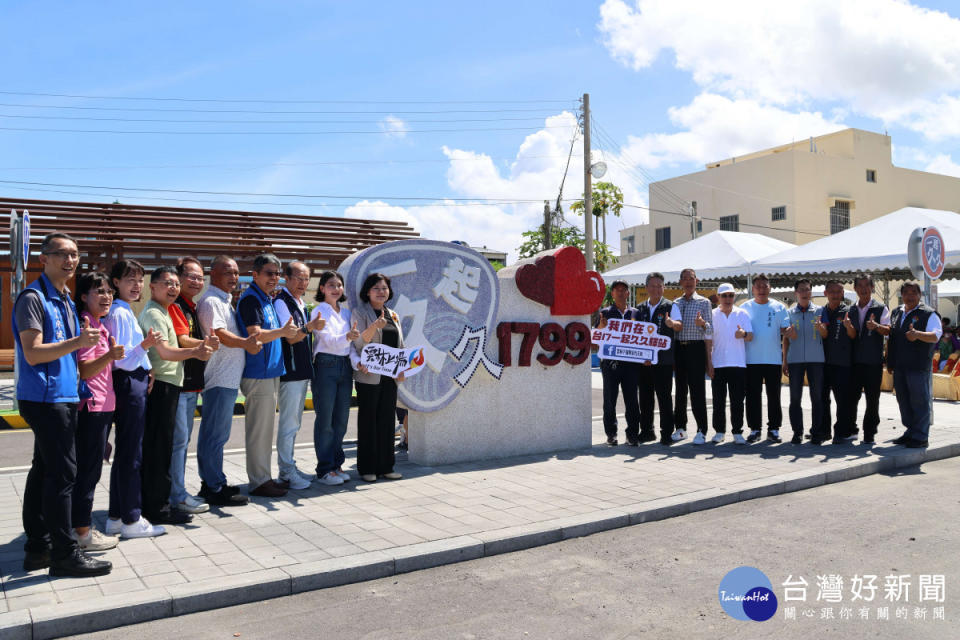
{"left": 570, "top": 181, "right": 624, "bottom": 248}
{"left": 517, "top": 225, "right": 618, "bottom": 273}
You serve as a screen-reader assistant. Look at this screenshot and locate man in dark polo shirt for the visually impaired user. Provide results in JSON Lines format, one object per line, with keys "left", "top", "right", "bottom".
{"left": 820, "top": 280, "right": 856, "bottom": 443}
{"left": 596, "top": 280, "right": 640, "bottom": 446}
{"left": 847, "top": 273, "right": 891, "bottom": 444}
{"left": 13, "top": 232, "right": 112, "bottom": 576}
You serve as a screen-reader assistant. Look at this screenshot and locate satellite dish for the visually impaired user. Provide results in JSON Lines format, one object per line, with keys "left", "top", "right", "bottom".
{"left": 591, "top": 161, "right": 607, "bottom": 179}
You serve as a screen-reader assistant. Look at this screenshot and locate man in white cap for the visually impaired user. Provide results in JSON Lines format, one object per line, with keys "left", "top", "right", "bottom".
{"left": 706, "top": 283, "right": 752, "bottom": 445}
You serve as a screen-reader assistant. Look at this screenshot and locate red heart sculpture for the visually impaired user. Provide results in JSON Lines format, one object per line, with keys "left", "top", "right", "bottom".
{"left": 550, "top": 246, "right": 606, "bottom": 315}
{"left": 515, "top": 254, "right": 555, "bottom": 307}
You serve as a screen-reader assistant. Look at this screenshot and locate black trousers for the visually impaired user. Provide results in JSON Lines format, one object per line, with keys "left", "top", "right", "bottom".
{"left": 356, "top": 378, "right": 397, "bottom": 476}
{"left": 850, "top": 363, "right": 883, "bottom": 437}
{"left": 674, "top": 342, "right": 709, "bottom": 433}
{"left": 638, "top": 364, "right": 673, "bottom": 438}
{"left": 745, "top": 364, "right": 783, "bottom": 433}
{"left": 822, "top": 364, "right": 854, "bottom": 440}
{"left": 72, "top": 409, "right": 112, "bottom": 529}
{"left": 20, "top": 400, "right": 79, "bottom": 561}
{"left": 600, "top": 359, "right": 640, "bottom": 439}
{"left": 111, "top": 367, "right": 148, "bottom": 523}
{"left": 142, "top": 379, "right": 180, "bottom": 518}
{"left": 712, "top": 367, "right": 746, "bottom": 434}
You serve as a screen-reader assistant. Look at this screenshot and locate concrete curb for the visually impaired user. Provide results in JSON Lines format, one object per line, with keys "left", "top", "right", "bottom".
{"left": 1, "top": 442, "right": 956, "bottom": 639}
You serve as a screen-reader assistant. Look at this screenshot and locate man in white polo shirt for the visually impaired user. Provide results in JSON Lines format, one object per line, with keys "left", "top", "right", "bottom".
{"left": 706, "top": 283, "right": 753, "bottom": 445}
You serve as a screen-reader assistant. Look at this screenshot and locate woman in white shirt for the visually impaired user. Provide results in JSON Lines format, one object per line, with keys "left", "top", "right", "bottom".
{"left": 310, "top": 271, "right": 360, "bottom": 486}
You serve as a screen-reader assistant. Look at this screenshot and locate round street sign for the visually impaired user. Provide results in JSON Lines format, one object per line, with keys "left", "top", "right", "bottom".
{"left": 8, "top": 209, "right": 19, "bottom": 268}
{"left": 20, "top": 209, "right": 30, "bottom": 271}
{"left": 922, "top": 226, "right": 945, "bottom": 280}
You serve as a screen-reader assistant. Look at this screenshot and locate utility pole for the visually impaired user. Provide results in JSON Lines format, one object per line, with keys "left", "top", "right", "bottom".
{"left": 543, "top": 201, "right": 552, "bottom": 250}
{"left": 582, "top": 93, "right": 593, "bottom": 270}
{"left": 689, "top": 201, "right": 698, "bottom": 240}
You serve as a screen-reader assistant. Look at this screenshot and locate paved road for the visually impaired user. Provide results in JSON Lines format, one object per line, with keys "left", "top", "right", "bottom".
{"left": 68, "top": 456, "right": 960, "bottom": 640}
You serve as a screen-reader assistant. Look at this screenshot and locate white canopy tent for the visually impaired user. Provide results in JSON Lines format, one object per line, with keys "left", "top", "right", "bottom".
{"left": 725, "top": 207, "right": 960, "bottom": 277}
{"left": 603, "top": 230, "right": 796, "bottom": 284}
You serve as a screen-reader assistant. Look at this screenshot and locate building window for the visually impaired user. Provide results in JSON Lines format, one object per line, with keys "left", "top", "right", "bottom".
{"left": 625, "top": 235, "right": 635, "bottom": 254}
{"left": 830, "top": 200, "right": 850, "bottom": 234}
{"left": 697, "top": 220, "right": 702, "bottom": 233}
{"left": 866, "top": 169, "right": 877, "bottom": 183}
{"left": 771, "top": 206, "right": 786, "bottom": 221}
{"left": 655, "top": 227, "right": 671, "bottom": 251}
{"left": 719, "top": 215, "right": 739, "bottom": 232}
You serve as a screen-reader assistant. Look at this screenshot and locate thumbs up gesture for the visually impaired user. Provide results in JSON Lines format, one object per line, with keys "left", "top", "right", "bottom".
{"left": 695, "top": 311, "right": 706, "bottom": 328}
{"left": 107, "top": 336, "right": 125, "bottom": 360}
{"left": 843, "top": 312, "right": 854, "bottom": 331}
{"left": 865, "top": 316, "right": 879, "bottom": 331}
{"left": 244, "top": 327, "right": 263, "bottom": 355}
{"left": 783, "top": 324, "right": 798, "bottom": 340}
{"left": 78, "top": 317, "right": 100, "bottom": 348}
{"left": 906, "top": 319, "right": 920, "bottom": 342}
{"left": 141, "top": 328, "right": 162, "bottom": 350}
{"left": 346, "top": 319, "right": 360, "bottom": 342}
{"left": 735, "top": 324, "right": 747, "bottom": 339}
{"left": 203, "top": 334, "right": 220, "bottom": 352}
{"left": 373, "top": 308, "right": 388, "bottom": 330}
{"left": 306, "top": 312, "right": 326, "bottom": 333}
{"left": 280, "top": 316, "right": 299, "bottom": 339}
{"left": 192, "top": 343, "right": 213, "bottom": 361}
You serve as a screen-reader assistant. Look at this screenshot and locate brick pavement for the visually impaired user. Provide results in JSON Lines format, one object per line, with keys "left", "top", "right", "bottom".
{"left": 1, "top": 389, "right": 959, "bottom": 638}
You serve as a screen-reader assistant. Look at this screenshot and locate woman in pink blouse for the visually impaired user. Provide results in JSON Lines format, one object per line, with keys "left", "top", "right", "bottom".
{"left": 73, "top": 272, "right": 126, "bottom": 551}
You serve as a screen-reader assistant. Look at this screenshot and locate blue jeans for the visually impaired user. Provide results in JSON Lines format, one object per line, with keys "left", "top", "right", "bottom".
{"left": 312, "top": 354, "right": 352, "bottom": 475}
{"left": 197, "top": 386, "right": 238, "bottom": 492}
{"left": 893, "top": 368, "right": 932, "bottom": 441}
{"left": 277, "top": 378, "right": 310, "bottom": 479}
{"left": 169, "top": 390, "right": 199, "bottom": 505}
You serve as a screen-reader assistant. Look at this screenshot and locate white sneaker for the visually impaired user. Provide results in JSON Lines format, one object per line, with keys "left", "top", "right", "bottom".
{"left": 711, "top": 433, "right": 725, "bottom": 444}
{"left": 175, "top": 495, "right": 210, "bottom": 514}
{"left": 73, "top": 529, "right": 119, "bottom": 551}
{"left": 281, "top": 474, "right": 312, "bottom": 490}
{"left": 671, "top": 429, "right": 687, "bottom": 442}
{"left": 105, "top": 518, "right": 122, "bottom": 536}
{"left": 318, "top": 471, "right": 344, "bottom": 486}
{"left": 692, "top": 432, "right": 706, "bottom": 445}
{"left": 120, "top": 516, "right": 167, "bottom": 539}
{"left": 733, "top": 434, "right": 747, "bottom": 445}
{"left": 335, "top": 469, "right": 351, "bottom": 482}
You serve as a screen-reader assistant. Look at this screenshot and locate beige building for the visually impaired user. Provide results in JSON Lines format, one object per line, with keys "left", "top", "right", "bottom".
{"left": 620, "top": 128, "right": 960, "bottom": 263}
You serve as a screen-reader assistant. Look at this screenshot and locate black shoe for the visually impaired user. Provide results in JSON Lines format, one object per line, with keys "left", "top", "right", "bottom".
{"left": 862, "top": 435, "right": 875, "bottom": 444}
{"left": 810, "top": 438, "right": 824, "bottom": 446}
{"left": 638, "top": 431, "right": 657, "bottom": 443}
{"left": 204, "top": 486, "right": 250, "bottom": 507}
{"left": 905, "top": 439, "right": 929, "bottom": 448}
{"left": 49, "top": 549, "right": 112, "bottom": 577}
{"left": 606, "top": 436, "right": 618, "bottom": 446}
{"left": 148, "top": 508, "right": 194, "bottom": 525}
{"left": 23, "top": 549, "right": 50, "bottom": 571}
{"left": 892, "top": 434, "right": 912, "bottom": 445}
{"left": 791, "top": 434, "right": 803, "bottom": 444}
{"left": 804, "top": 433, "right": 813, "bottom": 440}
{"left": 746, "top": 431, "right": 761, "bottom": 444}
{"left": 766, "top": 431, "right": 782, "bottom": 444}
{"left": 625, "top": 436, "right": 639, "bottom": 447}
{"left": 659, "top": 437, "right": 673, "bottom": 446}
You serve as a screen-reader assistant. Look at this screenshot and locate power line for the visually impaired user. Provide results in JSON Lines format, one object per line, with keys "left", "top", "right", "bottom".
{"left": 0, "top": 89, "right": 576, "bottom": 105}
{"left": 0, "top": 101, "right": 569, "bottom": 115}
{"left": 0, "top": 125, "right": 574, "bottom": 136}
{"left": 621, "top": 203, "right": 829, "bottom": 237}
{"left": 0, "top": 113, "right": 556, "bottom": 125}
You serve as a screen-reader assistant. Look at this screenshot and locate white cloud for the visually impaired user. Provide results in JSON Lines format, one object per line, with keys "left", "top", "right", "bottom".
{"left": 923, "top": 153, "right": 960, "bottom": 178}
{"left": 599, "top": 0, "right": 960, "bottom": 116}
{"left": 619, "top": 93, "right": 845, "bottom": 169}
{"left": 379, "top": 115, "right": 409, "bottom": 138}
{"left": 345, "top": 111, "right": 650, "bottom": 260}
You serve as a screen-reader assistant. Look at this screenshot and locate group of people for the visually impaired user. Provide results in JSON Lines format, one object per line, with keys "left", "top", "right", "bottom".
{"left": 598, "top": 268, "right": 940, "bottom": 452}
{"left": 14, "top": 232, "right": 406, "bottom": 577}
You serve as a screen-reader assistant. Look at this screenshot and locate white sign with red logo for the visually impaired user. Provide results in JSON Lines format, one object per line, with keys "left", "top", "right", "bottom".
{"left": 359, "top": 343, "right": 427, "bottom": 379}
{"left": 592, "top": 319, "right": 672, "bottom": 365}
{"left": 922, "top": 227, "right": 946, "bottom": 280}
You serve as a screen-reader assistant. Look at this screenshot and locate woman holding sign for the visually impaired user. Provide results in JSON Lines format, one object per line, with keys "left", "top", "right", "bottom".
{"left": 351, "top": 273, "right": 405, "bottom": 482}
{"left": 310, "top": 271, "right": 360, "bottom": 486}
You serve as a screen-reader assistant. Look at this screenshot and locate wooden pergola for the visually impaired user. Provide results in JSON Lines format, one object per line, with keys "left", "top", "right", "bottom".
{"left": 1, "top": 197, "right": 419, "bottom": 350}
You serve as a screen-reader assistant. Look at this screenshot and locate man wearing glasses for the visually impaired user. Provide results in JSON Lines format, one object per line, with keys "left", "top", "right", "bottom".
{"left": 138, "top": 266, "right": 213, "bottom": 525}
{"left": 273, "top": 261, "right": 325, "bottom": 489}
{"left": 168, "top": 257, "right": 220, "bottom": 515}
{"left": 14, "top": 233, "right": 113, "bottom": 576}
{"left": 782, "top": 279, "right": 827, "bottom": 445}
{"left": 237, "top": 254, "right": 300, "bottom": 498}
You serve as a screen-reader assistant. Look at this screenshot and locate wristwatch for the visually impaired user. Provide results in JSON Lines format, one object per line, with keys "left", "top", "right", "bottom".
{"left": 300, "top": 325, "right": 310, "bottom": 335}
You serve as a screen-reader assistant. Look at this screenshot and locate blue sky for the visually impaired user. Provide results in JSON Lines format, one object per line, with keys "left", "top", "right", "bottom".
{"left": 4, "top": 1, "right": 960, "bottom": 261}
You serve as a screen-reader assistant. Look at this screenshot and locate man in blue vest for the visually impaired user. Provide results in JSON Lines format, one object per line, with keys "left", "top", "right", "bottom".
{"left": 887, "top": 282, "right": 941, "bottom": 448}
{"left": 237, "top": 253, "right": 300, "bottom": 497}
{"left": 782, "top": 279, "right": 827, "bottom": 445}
{"left": 847, "top": 273, "right": 891, "bottom": 444}
{"left": 13, "top": 233, "right": 112, "bottom": 576}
